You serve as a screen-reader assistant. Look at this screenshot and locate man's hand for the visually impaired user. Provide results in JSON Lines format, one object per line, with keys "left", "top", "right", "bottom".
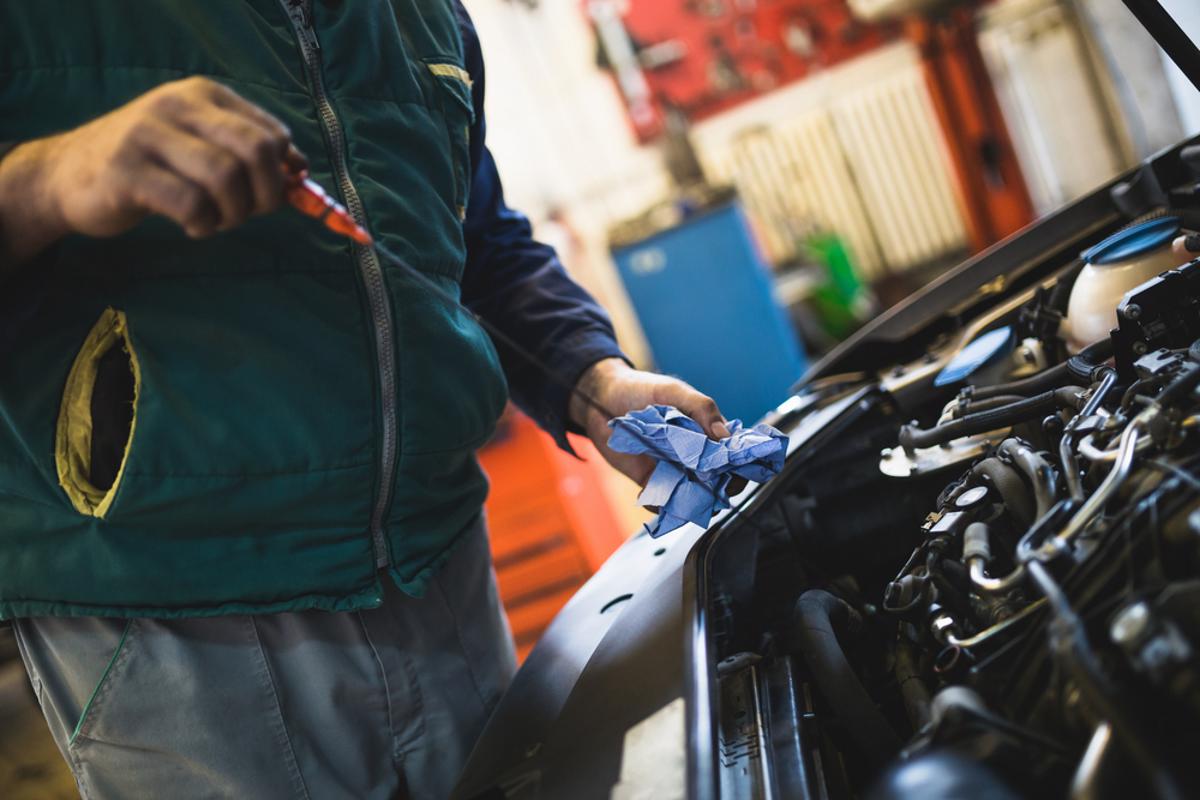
{"left": 570, "top": 357, "right": 732, "bottom": 486}
{"left": 0, "top": 77, "right": 303, "bottom": 268}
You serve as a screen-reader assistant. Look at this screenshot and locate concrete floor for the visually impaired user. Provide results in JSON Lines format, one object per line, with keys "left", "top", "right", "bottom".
{"left": 0, "top": 653, "right": 78, "bottom": 800}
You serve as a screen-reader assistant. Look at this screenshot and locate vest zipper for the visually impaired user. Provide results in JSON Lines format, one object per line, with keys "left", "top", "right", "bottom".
{"left": 280, "top": 0, "right": 397, "bottom": 570}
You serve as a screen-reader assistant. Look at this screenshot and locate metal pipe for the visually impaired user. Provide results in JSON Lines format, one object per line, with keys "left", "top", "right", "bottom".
{"left": 1061, "top": 432, "right": 1084, "bottom": 501}
{"left": 1027, "top": 417, "right": 1145, "bottom": 561}
{"left": 1070, "top": 723, "right": 1113, "bottom": 800}
{"left": 998, "top": 439, "right": 1059, "bottom": 519}
{"left": 1077, "top": 428, "right": 1153, "bottom": 463}
{"left": 1078, "top": 369, "right": 1117, "bottom": 419}
{"left": 962, "top": 522, "right": 1027, "bottom": 594}
{"left": 1061, "top": 369, "right": 1117, "bottom": 500}
{"left": 968, "top": 558, "right": 1026, "bottom": 595}
{"left": 1028, "top": 560, "right": 1189, "bottom": 800}
{"left": 945, "top": 599, "right": 1047, "bottom": 648}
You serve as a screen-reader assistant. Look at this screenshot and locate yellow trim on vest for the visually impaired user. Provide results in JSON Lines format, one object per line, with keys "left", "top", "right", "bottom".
{"left": 55, "top": 308, "right": 140, "bottom": 518}
{"left": 426, "top": 62, "right": 473, "bottom": 87}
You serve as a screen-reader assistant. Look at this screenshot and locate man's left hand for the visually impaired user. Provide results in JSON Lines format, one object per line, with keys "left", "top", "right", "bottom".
{"left": 569, "top": 357, "right": 731, "bottom": 486}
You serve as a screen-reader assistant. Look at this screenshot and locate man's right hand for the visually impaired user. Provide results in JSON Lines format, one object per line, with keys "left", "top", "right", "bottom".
{"left": 0, "top": 76, "right": 304, "bottom": 268}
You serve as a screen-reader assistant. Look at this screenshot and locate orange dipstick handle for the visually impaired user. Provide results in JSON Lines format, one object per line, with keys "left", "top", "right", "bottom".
{"left": 284, "top": 169, "right": 373, "bottom": 246}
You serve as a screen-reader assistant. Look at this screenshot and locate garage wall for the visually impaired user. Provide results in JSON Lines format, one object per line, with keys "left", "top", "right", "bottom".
{"left": 690, "top": 42, "right": 968, "bottom": 278}
{"left": 468, "top": 0, "right": 662, "bottom": 366}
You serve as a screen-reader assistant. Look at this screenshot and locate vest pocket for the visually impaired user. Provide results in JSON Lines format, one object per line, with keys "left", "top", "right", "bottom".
{"left": 426, "top": 63, "right": 475, "bottom": 221}
{"left": 55, "top": 308, "right": 140, "bottom": 518}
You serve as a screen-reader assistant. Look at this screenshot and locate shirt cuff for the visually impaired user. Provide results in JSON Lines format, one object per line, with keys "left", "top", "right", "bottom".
{"left": 529, "top": 329, "right": 628, "bottom": 453}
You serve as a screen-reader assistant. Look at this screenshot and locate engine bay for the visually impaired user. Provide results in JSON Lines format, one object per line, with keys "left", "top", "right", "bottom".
{"left": 698, "top": 211, "right": 1200, "bottom": 796}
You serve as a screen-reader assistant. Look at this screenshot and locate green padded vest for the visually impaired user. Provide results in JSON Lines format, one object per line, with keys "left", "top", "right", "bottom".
{"left": 0, "top": 0, "right": 509, "bottom": 617}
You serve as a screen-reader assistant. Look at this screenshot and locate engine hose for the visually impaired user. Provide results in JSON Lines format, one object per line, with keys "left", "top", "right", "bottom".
{"left": 970, "top": 362, "right": 1071, "bottom": 401}
{"left": 893, "top": 643, "right": 931, "bottom": 730}
{"left": 927, "top": 555, "right": 973, "bottom": 620}
{"left": 998, "top": 439, "right": 1058, "bottom": 519}
{"left": 971, "top": 338, "right": 1113, "bottom": 401}
{"left": 972, "top": 458, "right": 1036, "bottom": 526}
{"left": 1157, "top": 362, "right": 1200, "bottom": 408}
{"left": 953, "top": 394, "right": 1028, "bottom": 418}
{"left": 939, "top": 557, "right": 972, "bottom": 595}
{"left": 900, "top": 388, "right": 1077, "bottom": 451}
{"left": 1029, "top": 562, "right": 1191, "bottom": 800}
{"left": 1065, "top": 338, "right": 1117, "bottom": 384}
{"left": 792, "top": 591, "right": 901, "bottom": 761}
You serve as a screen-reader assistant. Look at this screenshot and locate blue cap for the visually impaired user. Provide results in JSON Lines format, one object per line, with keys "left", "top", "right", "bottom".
{"left": 935, "top": 326, "right": 1014, "bottom": 387}
{"left": 1082, "top": 216, "right": 1180, "bottom": 266}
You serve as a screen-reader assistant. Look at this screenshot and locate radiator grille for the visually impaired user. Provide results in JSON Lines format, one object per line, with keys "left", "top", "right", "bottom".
{"left": 696, "top": 48, "right": 968, "bottom": 278}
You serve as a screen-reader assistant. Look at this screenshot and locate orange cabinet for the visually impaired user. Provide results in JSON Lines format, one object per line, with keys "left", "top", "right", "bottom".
{"left": 478, "top": 409, "right": 629, "bottom": 661}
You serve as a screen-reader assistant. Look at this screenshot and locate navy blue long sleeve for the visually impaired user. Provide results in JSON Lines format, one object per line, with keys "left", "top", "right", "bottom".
{"left": 455, "top": 3, "right": 627, "bottom": 448}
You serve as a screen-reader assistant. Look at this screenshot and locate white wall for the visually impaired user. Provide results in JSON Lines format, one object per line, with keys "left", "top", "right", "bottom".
{"left": 981, "top": 0, "right": 1133, "bottom": 214}
{"left": 1072, "top": 0, "right": 1187, "bottom": 156}
{"left": 467, "top": 0, "right": 663, "bottom": 365}
{"left": 470, "top": 0, "right": 970, "bottom": 292}
{"left": 689, "top": 42, "right": 967, "bottom": 277}
{"left": 1159, "top": 0, "right": 1200, "bottom": 136}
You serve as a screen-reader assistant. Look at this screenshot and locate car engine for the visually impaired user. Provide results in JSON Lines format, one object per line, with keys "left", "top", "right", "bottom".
{"left": 698, "top": 219, "right": 1200, "bottom": 798}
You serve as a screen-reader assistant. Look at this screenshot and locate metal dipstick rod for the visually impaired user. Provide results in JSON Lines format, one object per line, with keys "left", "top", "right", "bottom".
{"left": 283, "top": 168, "right": 622, "bottom": 422}
{"left": 284, "top": 173, "right": 780, "bottom": 537}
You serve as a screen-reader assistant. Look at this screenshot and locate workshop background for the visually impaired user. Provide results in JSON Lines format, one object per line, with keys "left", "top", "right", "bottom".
{"left": 2, "top": 0, "right": 1199, "bottom": 796}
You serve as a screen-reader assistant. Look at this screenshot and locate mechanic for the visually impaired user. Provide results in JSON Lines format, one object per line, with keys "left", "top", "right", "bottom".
{"left": 0, "top": 2, "right": 732, "bottom": 798}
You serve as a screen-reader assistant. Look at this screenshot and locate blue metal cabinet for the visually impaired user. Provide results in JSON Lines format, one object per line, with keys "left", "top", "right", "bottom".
{"left": 612, "top": 201, "right": 806, "bottom": 423}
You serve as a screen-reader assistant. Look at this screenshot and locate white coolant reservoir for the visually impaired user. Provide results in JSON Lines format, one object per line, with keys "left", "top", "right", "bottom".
{"left": 1063, "top": 217, "right": 1188, "bottom": 350}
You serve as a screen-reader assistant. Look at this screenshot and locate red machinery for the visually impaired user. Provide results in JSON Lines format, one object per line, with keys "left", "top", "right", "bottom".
{"left": 906, "top": 6, "right": 1034, "bottom": 249}
{"left": 590, "top": 0, "right": 1033, "bottom": 253}
{"left": 590, "top": 0, "right": 898, "bottom": 142}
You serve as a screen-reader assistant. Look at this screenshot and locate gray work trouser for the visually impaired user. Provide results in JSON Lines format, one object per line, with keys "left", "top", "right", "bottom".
{"left": 11, "top": 519, "right": 517, "bottom": 800}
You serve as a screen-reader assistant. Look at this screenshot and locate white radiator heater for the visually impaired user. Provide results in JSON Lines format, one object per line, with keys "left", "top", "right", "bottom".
{"left": 692, "top": 43, "right": 969, "bottom": 278}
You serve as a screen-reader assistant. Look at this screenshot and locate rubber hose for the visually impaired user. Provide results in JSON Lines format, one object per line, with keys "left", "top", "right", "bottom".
{"left": 971, "top": 362, "right": 1070, "bottom": 401}
{"left": 1157, "top": 362, "right": 1200, "bottom": 408}
{"left": 930, "top": 570, "right": 973, "bottom": 621}
{"left": 792, "top": 591, "right": 901, "bottom": 761}
{"left": 971, "top": 338, "right": 1113, "bottom": 401}
{"left": 1065, "top": 338, "right": 1116, "bottom": 383}
{"left": 1053, "top": 385, "right": 1085, "bottom": 411}
{"left": 892, "top": 644, "right": 931, "bottom": 730}
{"left": 939, "top": 558, "right": 971, "bottom": 595}
{"left": 953, "top": 394, "right": 1028, "bottom": 418}
{"left": 972, "top": 458, "right": 1036, "bottom": 526}
{"left": 900, "top": 391, "right": 1062, "bottom": 451}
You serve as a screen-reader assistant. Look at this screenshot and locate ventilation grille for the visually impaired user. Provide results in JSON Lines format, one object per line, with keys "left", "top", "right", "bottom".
{"left": 697, "top": 49, "right": 968, "bottom": 278}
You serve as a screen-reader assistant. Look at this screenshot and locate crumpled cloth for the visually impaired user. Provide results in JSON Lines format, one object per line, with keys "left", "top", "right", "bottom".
{"left": 607, "top": 405, "right": 788, "bottom": 538}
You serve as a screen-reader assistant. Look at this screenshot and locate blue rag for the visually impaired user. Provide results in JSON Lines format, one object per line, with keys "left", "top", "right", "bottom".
{"left": 607, "top": 405, "right": 788, "bottom": 538}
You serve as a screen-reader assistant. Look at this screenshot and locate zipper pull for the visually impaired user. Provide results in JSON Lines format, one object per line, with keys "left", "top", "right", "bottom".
{"left": 286, "top": 0, "right": 317, "bottom": 38}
